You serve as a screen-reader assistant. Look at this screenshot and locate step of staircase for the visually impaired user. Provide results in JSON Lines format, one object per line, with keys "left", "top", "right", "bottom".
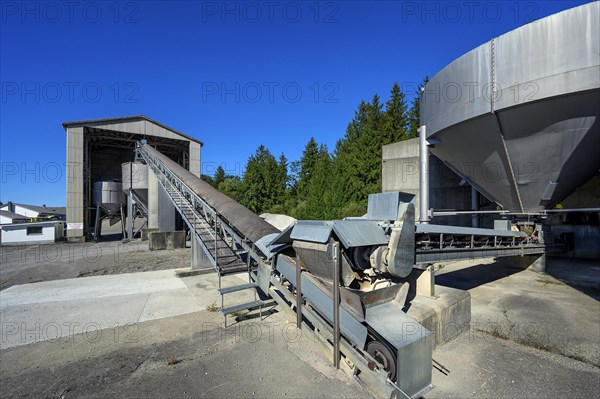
{"left": 220, "top": 300, "right": 265, "bottom": 316}
{"left": 218, "top": 282, "right": 258, "bottom": 295}
{"left": 219, "top": 262, "right": 249, "bottom": 275}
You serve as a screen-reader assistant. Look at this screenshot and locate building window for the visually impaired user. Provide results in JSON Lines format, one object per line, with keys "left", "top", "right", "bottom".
{"left": 26, "top": 226, "right": 43, "bottom": 235}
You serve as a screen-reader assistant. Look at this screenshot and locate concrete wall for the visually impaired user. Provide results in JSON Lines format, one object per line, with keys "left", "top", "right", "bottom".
{"left": 147, "top": 169, "right": 159, "bottom": 229}
{"left": 382, "top": 139, "right": 473, "bottom": 226}
{"left": 0, "top": 222, "right": 63, "bottom": 244}
{"left": 550, "top": 224, "right": 600, "bottom": 260}
{"left": 189, "top": 141, "right": 202, "bottom": 178}
{"left": 148, "top": 231, "right": 186, "bottom": 250}
{"left": 562, "top": 173, "right": 600, "bottom": 209}
{"left": 158, "top": 183, "right": 176, "bottom": 232}
{"left": 66, "top": 126, "right": 85, "bottom": 242}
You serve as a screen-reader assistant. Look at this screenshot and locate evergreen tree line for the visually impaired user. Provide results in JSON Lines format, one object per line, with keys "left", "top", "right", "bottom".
{"left": 202, "top": 80, "right": 428, "bottom": 219}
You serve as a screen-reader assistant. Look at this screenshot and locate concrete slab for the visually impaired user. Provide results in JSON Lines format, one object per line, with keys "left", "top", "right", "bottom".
{"left": 408, "top": 286, "right": 471, "bottom": 348}
{"left": 435, "top": 256, "right": 600, "bottom": 366}
{"left": 0, "top": 270, "right": 187, "bottom": 306}
{"left": 0, "top": 270, "right": 205, "bottom": 349}
{"left": 429, "top": 330, "right": 599, "bottom": 398}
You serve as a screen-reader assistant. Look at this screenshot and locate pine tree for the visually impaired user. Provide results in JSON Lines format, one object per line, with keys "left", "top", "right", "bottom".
{"left": 407, "top": 76, "right": 429, "bottom": 138}
{"left": 276, "top": 153, "right": 289, "bottom": 205}
{"left": 295, "top": 137, "right": 319, "bottom": 199}
{"left": 302, "top": 144, "right": 333, "bottom": 219}
{"left": 240, "top": 145, "right": 287, "bottom": 214}
{"left": 214, "top": 165, "right": 226, "bottom": 188}
{"left": 383, "top": 82, "right": 409, "bottom": 143}
{"left": 218, "top": 176, "right": 242, "bottom": 202}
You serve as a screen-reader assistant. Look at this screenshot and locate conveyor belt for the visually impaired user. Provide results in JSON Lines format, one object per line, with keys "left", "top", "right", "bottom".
{"left": 137, "top": 143, "right": 277, "bottom": 275}
{"left": 142, "top": 144, "right": 278, "bottom": 243}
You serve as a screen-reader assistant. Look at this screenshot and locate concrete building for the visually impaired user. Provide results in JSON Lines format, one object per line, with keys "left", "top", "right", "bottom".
{"left": 382, "top": 138, "right": 487, "bottom": 227}
{"left": 62, "top": 116, "right": 203, "bottom": 242}
{"left": 0, "top": 221, "right": 65, "bottom": 245}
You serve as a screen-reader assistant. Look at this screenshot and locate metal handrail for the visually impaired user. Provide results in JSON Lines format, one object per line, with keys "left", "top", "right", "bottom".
{"left": 137, "top": 144, "right": 272, "bottom": 274}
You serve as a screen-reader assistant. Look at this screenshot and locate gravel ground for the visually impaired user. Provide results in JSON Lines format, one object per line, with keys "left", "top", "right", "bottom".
{"left": 0, "top": 309, "right": 367, "bottom": 399}
{"left": 1, "top": 243, "right": 598, "bottom": 398}
{"left": 0, "top": 239, "right": 190, "bottom": 290}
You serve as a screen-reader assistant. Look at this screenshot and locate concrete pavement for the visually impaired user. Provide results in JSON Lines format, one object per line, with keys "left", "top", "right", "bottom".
{"left": 0, "top": 269, "right": 234, "bottom": 349}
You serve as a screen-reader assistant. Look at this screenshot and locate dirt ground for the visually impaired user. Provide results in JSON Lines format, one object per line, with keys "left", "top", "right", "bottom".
{"left": 0, "top": 306, "right": 366, "bottom": 399}
{"left": 0, "top": 239, "right": 189, "bottom": 290}
{"left": 1, "top": 242, "right": 599, "bottom": 398}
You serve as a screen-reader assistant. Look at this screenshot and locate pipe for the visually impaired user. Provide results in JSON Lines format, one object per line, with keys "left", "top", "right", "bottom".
{"left": 432, "top": 208, "right": 600, "bottom": 217}
{"left": 126, "top": 164, "right": 133, "bottom": 239}
{"left": 296, "top": 254, "right": 302, "bottom": 329}
{"left": 419, "top": 125, "right": 430, "bottom": 223}
{"left": 471, "top": 186, "right": 479, "bottom": 228}
{"left": 332, "top": 242, "right": 341, "bottom": 369}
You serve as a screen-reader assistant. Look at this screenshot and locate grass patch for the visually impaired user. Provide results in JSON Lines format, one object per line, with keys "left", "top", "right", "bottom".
{"left": 535, "top": 278, "right": 563, "bottom": 286}
{"left": 166, "top": 355, "right": 180, "bottom": 366}
{"left": 206, "top": 302, "right": 219, "bottom": 312}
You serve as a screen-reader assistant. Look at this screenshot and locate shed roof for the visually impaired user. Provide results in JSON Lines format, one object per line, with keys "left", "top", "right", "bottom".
{"left": 62, "top": 115, "right": 203, "bottom": 146}
{"left": 10, "top": 204, "right": 66, "bottom": 215}
{"left": 0, "top": 210, "right": 29, "bottom": 220}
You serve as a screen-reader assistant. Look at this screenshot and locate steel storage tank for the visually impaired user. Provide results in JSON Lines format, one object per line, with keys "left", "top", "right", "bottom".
{"left": 122, "top": 162, "right": 149, "bottom": 204}
{"left": 92, "top": 182, "right": 125, "bottom": 212}
{"left": 420, "top": 2, "right": 600, "bottom": 213}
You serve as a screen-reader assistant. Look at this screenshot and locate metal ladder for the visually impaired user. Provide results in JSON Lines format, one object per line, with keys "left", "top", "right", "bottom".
{"left": 137, "top": 145, "right": 266, "bottom": 326}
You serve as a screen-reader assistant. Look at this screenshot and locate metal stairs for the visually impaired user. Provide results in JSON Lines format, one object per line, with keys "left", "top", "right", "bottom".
{"left": 137, "top": 144, "right": 267, "bottom": 326}
{"left": 164, "top": 185, "right": 248, "bottom": 275}
{"left": 218, "top": 270, "right": 265, "bottom": 327}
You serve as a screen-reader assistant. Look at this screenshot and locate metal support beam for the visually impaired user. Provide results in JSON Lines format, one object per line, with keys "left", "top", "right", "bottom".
{"left": 126, "top": 193, "right": 133, "bottom": 240}
{"left": 419, "top": 125, "right": 430, "bottom": 224}
{"left": 296, "top": 254, "right": 302, "bottom": 329}
{"left": 471, "top": 186, "right": 479, "bottom": 228}
{"left": 332, "top": 242, "right": 341, "bottom": 369}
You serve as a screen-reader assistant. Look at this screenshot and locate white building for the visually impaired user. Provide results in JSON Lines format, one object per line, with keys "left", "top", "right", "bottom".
{"left": 0, "top": 210, "right": 29, "bottom": 225}
{"left": 0, "top": 221, "right": 65, "bottom": 245}
{"left": 0, "top": 203, "right": 65, "bottom": 220}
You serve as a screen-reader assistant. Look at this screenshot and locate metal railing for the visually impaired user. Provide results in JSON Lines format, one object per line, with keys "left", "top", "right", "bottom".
{"left": 137, "top": 144, "right": 271, "bottom": 274}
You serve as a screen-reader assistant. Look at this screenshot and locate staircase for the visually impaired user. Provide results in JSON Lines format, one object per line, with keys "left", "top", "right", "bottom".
{"left": 137, "top": 145, "right": 267, "bottom": 326}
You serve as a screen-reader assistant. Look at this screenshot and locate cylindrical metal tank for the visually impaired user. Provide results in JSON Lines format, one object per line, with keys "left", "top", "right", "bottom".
{"left": 122, "top": 162, "right": 148, "bottom": 193}
{"left": 420, "top": 2, "right": 600, "bottom": 213}
{"left": 122, "top": 162, "right": 149, "bottom": 205}
{"left": 93, "top": 181, "right": 125, "bottom": 212}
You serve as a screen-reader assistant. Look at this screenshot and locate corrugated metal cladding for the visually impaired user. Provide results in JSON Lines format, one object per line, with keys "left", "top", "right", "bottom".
{"left": 421, "top": 3, "right": 600, "bottom": 213}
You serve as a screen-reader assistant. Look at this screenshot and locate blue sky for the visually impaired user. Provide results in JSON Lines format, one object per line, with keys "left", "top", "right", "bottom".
{"left": 0, "top": 0, "right": 590, "bottom": 205}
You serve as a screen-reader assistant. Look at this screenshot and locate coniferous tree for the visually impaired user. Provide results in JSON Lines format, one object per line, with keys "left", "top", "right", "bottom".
{"left": 276, "top": 153, "right": 289, "bottom": 205}
{"left": 214, "top": 165, "right": 226, "bottom": 188}
{"left": 295, "top": 137, "right": 320, "bottom": 199}
{"left": 218, "top": 176, "right": 242, "bottom": 202}
{"left": 384, "top": 82, "right": 409, "bottom": 142}
{"left": 302, "top": 144, "right": 333, "bottom": 219}
{"left": 240, "top": 145, "right": 287, "bottom": 214}
{"left": 235, "top": 82, "right": 423, "bottom": 220}
{"left": 407, "top": 76, "right": 429, "bottom": 138}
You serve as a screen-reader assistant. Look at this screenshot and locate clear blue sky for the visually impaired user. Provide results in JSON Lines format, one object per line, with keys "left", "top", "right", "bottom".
{"left": 0, "top": 0, "right": 590, "bottom": 206}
